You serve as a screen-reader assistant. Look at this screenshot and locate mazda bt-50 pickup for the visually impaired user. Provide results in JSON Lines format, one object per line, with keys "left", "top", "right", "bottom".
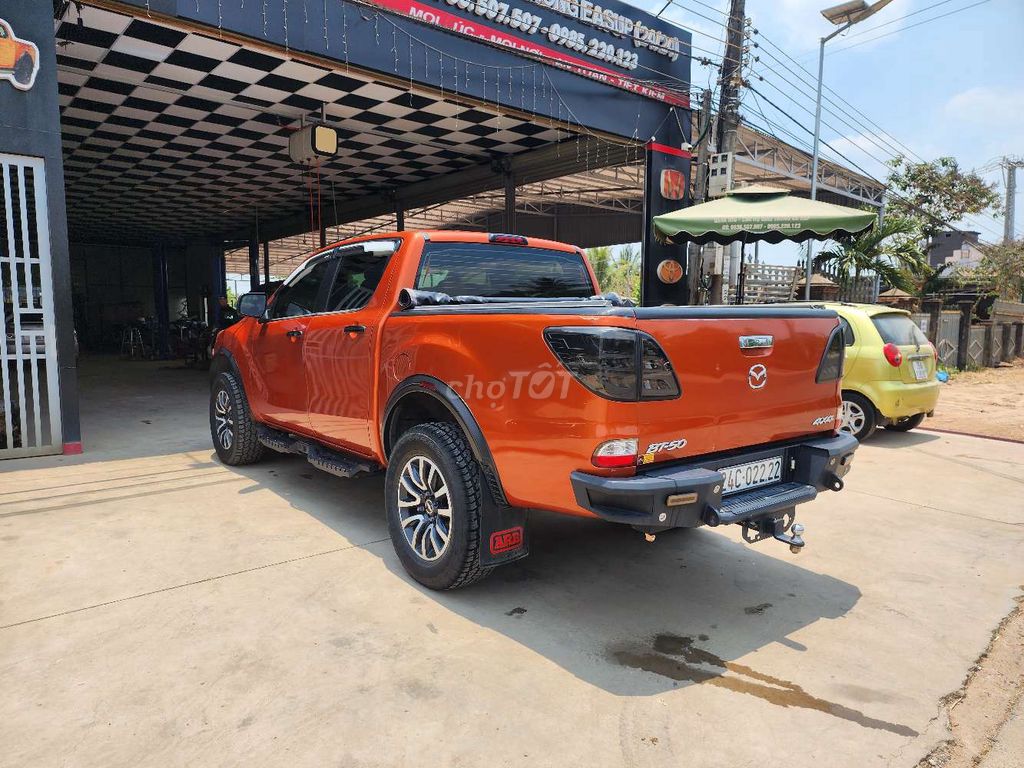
{"left": 210, "top": 232, "right": 856, "bottom": 589}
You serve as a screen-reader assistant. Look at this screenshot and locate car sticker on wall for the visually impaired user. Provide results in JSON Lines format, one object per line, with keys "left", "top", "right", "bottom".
{"left": 0, "top": 18, "right": 40, "bottom": 92}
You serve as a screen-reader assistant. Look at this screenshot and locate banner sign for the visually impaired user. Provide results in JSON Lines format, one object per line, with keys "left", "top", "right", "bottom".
{"left": 367, "top": 0, "right": 691, "bottom": 106}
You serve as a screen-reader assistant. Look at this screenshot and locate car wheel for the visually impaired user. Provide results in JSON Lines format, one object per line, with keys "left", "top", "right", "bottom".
{"left": 14, "top": 54, "right": 34, "bottom": 86}
{"left": 839, "top": 392, "right": 877, "bottom": 441}
{"left": 210, "top": 371, "right": 265, "bottom": 465}
{"left": 885, "top": 413, "right": 926, "bottom": 432}
{"left": 386, "top": 422, "right": 492, "bottom": 590}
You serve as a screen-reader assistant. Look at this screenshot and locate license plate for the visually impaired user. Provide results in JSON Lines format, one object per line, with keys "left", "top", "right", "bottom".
{"left": 912, "top": 359, "right": 928, "bottom": 380}
{"left": 720, "top": 456, "right": 784, "bottom": 496}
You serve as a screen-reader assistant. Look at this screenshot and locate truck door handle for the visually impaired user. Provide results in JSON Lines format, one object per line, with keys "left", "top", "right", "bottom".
{"left": 286, "top": 329, "right": 304, "bottom": 338}
{"left": 343, "top": 325, "right": 366, "bottom": 334}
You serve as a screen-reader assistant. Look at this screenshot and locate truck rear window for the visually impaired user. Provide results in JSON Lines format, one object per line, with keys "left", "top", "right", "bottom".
{"left": 871, "top": 313, "right": 929, "bottom": 346}
{"left": 415, "top": 243, "right": 594, "bottom": 299}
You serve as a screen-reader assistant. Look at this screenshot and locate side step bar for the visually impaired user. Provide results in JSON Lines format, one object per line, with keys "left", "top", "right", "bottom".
{"left": 256, "top": 424, "right": 380, "bottom": 479}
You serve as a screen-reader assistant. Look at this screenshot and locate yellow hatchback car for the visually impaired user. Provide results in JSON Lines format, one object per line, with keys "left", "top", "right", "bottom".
{"left": 821, "top": 303, "right": 941, "bottom": 440}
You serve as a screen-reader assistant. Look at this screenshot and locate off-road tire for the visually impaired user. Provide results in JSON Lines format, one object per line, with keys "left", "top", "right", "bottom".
{"left": 840, "top": 391, "right": 877, "bottom": 441}
{"left": 210, "top": 371, "right": 265, "bottom": 465}
{"left": 14, "top": 54, "right": 34, "bottom": 86}
{"left": 386, "top": 422, "right": 492, "bottom": 590}
{"left": 885, "top": 412, "right": 926, "bottom": 432}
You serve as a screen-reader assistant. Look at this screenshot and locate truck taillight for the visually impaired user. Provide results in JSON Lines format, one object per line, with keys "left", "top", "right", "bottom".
{"left": 931, "top": 343, "right": 939, "bottom": 362}
{"left": 544, "top": 327, "right": 680, "bottom": 401}
{"left": 592, "top": 438, "right": 638, "bottom": 468}
{"left": 816, "top": 325, "right": 846, "bottom": 383}
{"left": 882, "top": 342, "right": 903, "bottom": 367}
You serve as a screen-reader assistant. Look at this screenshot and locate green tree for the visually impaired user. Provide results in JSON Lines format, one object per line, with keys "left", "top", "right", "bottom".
{"left": 586, "top": 245, "right": 614, "bottom": 290}
{"left": 886, "top": 155, "right": 1000, "bottom": 238}
{"left": 975, "top": 240, "right": 1024, "bottom": 301}
{"left": 814, "top": 216, "right": 925, "bottom": 292}
{"left": 607, "top": 244, "right": 641, "bottom": 303}
{"left": 912, "top": 262, "right": 957, "bottom": 298}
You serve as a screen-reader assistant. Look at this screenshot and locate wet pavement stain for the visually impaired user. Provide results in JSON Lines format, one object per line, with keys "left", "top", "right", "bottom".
{"left": 744, "top": 602, "right": 773, "bottom": 615}
{"left": 611, "top": 633, "right": 917, "bottom": 737}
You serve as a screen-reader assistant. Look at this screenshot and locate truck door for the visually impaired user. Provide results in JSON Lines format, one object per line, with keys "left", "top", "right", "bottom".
{"left": 305, "top": 240, "right": 399, "bottom": 455}
{"left": 247, "top": 255, "right": 334, "bottom": 432}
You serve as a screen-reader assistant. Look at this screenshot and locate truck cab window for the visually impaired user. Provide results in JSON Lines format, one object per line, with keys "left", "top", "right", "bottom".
{"left": 270, "top": 257, "right": 332, "bottom": 319}
{"left": 326, "top": 248, "right": 392, "bottom": 312}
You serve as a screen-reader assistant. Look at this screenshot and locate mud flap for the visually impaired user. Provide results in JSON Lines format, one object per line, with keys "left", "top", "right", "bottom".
{"left": 478, "top": 482, "right": 530, "bottom": 567}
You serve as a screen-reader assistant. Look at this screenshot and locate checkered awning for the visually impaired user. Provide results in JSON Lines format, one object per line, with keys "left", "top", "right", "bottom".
{"left": 57, "top": 5, "right": 568, "bottom": 244}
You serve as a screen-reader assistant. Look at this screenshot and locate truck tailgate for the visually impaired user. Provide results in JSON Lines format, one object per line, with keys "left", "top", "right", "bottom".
{"left": 631, "top": 306, "right": 841, "bottom": 463}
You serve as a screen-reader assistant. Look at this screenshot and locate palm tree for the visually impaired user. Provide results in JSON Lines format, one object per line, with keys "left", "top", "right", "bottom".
{"left": 914, "top": 262, "right": 956, "bottom": 298}
{"left": 814, "top": 216, "right": 925, "bottom": 293}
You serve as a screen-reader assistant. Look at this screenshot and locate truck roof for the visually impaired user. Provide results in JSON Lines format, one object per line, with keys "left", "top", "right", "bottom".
{"left": 320, "top": 230, "right": 582, "bottom": 255}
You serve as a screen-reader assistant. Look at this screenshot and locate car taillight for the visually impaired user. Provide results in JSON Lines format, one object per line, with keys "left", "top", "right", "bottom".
{"left": 816, "top": 325, "right": 846, "bottom": 382}
{"left": 592, "top": 438, "right": 638, "bottom": 468}
{"left": 882, "top": 342, "right": 902, "bottom": 367}
{"left": 544, "top": 327, "right": 680, "bottom": 401}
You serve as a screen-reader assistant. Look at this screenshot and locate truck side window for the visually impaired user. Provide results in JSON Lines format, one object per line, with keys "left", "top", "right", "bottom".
{"left": 270, "top": 258, "right": 333, "bottom": 319}
{"left": 325, "top": 248, "right": 391, "bottom": 312}
{"left": 839, "top": 317, "right": 855, "bottom": 346}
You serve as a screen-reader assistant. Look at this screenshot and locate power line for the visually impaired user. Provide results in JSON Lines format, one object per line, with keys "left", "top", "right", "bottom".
{"left": 838, "top": 0, "right": 961, "bottom": 41}
{"left": 828, "top": 0, "right": 993, "bottom": 55}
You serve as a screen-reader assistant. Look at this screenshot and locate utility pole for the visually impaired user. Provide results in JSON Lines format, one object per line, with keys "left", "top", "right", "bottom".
{"left": 716, "top": 0, "right": 746, "bottom": 158}
{"left": 713, "top": 0, "right": 746, "bottom": 304}
{"left": 688, "top": 88, "right": 713, "bottom": 304}
{"left": 1003, "top": 156, "right": 1023, "bottom": 244}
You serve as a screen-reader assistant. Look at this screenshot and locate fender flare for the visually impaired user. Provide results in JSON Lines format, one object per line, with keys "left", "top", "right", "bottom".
{"left": 210, "top": 348, "right": 241, "bottom": 383}
{"left": 381, "top": 375, "right": 508, "bottom": 505}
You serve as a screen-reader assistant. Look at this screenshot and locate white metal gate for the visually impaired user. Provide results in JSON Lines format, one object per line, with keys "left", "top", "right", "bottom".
{"left": 1, "top": 154, "right": 62, "bottom": 458}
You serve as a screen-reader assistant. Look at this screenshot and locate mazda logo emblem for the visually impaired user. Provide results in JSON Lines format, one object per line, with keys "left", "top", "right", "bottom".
{"left": 748, "top": 364, "right": 768, "bottom": 389}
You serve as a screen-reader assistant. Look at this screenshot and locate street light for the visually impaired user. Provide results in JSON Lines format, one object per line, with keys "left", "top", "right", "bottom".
{"left": 804, "top": 0, "right": 893, "bottom": 299}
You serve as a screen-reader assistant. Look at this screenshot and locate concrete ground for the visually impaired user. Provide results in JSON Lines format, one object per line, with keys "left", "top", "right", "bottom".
{"left": 2, "top": 357, "right": 1023, "bottom": 768}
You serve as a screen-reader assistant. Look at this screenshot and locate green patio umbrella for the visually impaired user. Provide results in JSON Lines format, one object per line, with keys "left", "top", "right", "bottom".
{"left": 653, "top": 184, "right": 876, "bottom": 246}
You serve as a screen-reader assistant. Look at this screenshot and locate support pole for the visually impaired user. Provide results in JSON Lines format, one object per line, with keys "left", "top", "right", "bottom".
{"left": 152, "top": 245, "right": 171, "bottom": 359}
{"left": 248, "top": 232, "right": 260, "bottom": 290}
{"left": 504, "top": 170, "right": 516, "bottom": 232}
{"left": 263, "top": 240, "right": 270, "bottom": 285}
{"left": 1004, "top": 160, "right": 1019, "bottom": 245}
{"left": 688, "top": 88, "right": 713, "bottom": 305}
{"left": 396, "top": 198, "right": 405, "bottom": 231}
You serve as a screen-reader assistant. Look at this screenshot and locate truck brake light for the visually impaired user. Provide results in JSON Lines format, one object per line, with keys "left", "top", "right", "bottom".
{"left": 882, "top": 342, "right": 903, "bottom": 367}
{"left": 488, "top": 234, "right": 528, "bottom": 245}
{"left": 544, "top": 327, "right": 680, "bottom": 402}
{"left": 592, "top": 439, "right": 638, "bottom": 468}
{"left": 816, "top": 325, "right": 846, "bottom": 383}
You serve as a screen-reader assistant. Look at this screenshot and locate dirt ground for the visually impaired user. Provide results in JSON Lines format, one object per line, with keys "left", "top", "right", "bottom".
{"left": 924, "top": 359, "right": 1024, "bottom": 443}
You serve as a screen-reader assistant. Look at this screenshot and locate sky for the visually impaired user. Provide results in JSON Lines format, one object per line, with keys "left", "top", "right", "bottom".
{"left": 629, "top": 0, "right": 1024, "bottom": 265}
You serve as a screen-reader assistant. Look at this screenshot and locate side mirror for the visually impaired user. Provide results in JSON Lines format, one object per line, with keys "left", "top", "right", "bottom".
{"left": 238, "top": 292, "right": 267, "bottom": 319}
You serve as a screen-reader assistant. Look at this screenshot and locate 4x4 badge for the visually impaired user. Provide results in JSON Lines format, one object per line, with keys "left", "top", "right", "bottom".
{"left": 748, "top": 364, "right": 768, "bottom": 389}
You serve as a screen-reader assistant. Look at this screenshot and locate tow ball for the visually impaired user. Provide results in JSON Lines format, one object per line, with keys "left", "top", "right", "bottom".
{"left": 741, "top": 514, "right": 806, "bottom": 554}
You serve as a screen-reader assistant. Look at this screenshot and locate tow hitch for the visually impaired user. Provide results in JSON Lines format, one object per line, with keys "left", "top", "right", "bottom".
{"left": 741, "top": 513, "right": 806, "bottom": 554}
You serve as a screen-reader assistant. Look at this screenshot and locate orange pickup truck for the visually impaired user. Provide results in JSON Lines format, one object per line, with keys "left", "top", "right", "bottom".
{"left": 0, "top": 19, "right": 38, "bottom": 91}
{"left": 210, "top": 232, "right": 856, "bottom": 589}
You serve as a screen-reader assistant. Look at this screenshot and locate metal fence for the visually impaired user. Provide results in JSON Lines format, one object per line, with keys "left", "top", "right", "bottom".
{"left": 1, "top": 154, "right": 63, "bottom": 458}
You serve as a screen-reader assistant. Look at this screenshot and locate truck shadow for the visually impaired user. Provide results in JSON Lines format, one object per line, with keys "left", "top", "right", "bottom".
{"left": 223, "top": 454, "right": 899, "bottom": 733}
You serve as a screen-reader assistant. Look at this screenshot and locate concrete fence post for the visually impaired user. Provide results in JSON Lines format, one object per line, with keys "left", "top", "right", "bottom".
{"left": 922, "top": 299, "right": 942, "bottom": 344}
{"left": 956, "top": 301, "right": 973, "bottom": 370}
{"left": 1001, "top": 324, "right": 1013, "bottom": 362}
{"left": 982, "top": 324, "right": 995, "bottom": 368}
{"left": 1014, "top": 322, "right": 1024, "bottom": 358}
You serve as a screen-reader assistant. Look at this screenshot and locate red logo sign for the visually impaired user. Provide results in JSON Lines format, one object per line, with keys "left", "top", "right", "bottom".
{"left": 489, "top": 526, "right": 524, "bottom": 555}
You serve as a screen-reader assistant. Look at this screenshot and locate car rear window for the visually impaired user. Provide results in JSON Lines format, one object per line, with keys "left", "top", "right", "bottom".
{"left": 871, "top": 313, "right": 929, "bottom": 346}
{"left": 415, "top": 243, "right": 594, "bottom": 299}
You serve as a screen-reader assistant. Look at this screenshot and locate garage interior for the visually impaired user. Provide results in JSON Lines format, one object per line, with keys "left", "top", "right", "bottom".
{"left": 56, "top": 2, "right": 657, "bottom": 360}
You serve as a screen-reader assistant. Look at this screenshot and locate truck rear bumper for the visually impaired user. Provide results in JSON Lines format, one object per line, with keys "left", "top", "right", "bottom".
{"left": 570, "top": 433, "right": 857, "bottom": 529}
